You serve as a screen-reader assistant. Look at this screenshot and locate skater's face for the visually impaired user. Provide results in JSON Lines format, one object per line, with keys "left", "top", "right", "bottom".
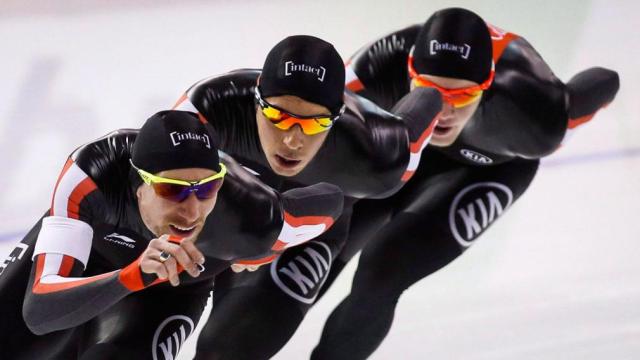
{"left": 410, "top": 74, "right": 482, "bottom": 147}
{"left": 136, "top": 167, "right": 221, "bottom": 242}
{"left": 256, "top": 94, "right": 331, "bottom": 176}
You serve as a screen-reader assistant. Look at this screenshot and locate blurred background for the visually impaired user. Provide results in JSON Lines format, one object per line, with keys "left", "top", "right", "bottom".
{"left": 1, "top": 1, "right": 638, "bottom": 359}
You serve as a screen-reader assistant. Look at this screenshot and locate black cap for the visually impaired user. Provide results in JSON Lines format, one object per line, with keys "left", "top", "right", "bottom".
{"left": 413, "top": 8, "right": 493, "bottom": 84}
{"left": 132, "top": 110, "right": 220, "bottom": 174}
{"left": 259, "top": 35, "right": 345, "bottom": 114}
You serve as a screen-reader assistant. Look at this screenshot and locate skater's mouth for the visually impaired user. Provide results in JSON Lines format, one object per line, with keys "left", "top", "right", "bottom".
{"left": 274, "top": 154, "right": 302, "bottom": 169}
{"left": 434, "top": 124, "right": 454, "bottom": 136}
{"left": 169, "top": 224, "right": 197, "bottom": 238}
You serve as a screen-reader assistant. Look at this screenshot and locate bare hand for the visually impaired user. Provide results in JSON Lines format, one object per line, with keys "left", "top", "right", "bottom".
{"left": 139, "top": 235, "right": 205, "bottom": 286}
{"left": 230, "top": 263, "right": 262, "bottom": 273}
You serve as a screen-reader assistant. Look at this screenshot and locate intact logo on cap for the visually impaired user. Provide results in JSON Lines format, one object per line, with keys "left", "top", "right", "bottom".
{"left": 430, "top": 40, "right": 471, "bottom": 60}
{"left": 169, "top": 131, "right": 211, "bottom": 149}
{"left": 285, "top": 61, "right": 326, "bottom": 82}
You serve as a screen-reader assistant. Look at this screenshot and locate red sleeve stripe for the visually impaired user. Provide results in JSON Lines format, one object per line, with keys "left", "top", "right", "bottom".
{"left": 50, "top": 159, "right": 74, "bottom": 216}
{"left": 272, "top": 212, "right": 336, "bottom": 250}
{"left": 345, "top": 64, "right": 365, "bottom": 92}
{"left": 118, "top": 254, "right": 177, "bottom": 292}
{"left": 568, "top": 103, "right": 609, "bottom": 129}
{"left": 172, "top": 94, "right": 208, "bottom": 124}
{"left": 32, "top": 254, "right": 115, "bottom": 294}
{"left": 58, "top": 255, "right": 76, "bottom": 277}
{"left": 401, "top": 170, "right": 415, "bottom": 182}
{"left": 66, "top": 177, "right": 98, "bottom": 220}
{"left": 51, "top": 161, "right": 98, "bottom": 219}
{"left": 33, "top": 253, "right": 45, "bottom": 285}
{"left": 172, "top": 93, "right": 188, "bottom": 110}
{"left": 346, "top": 79, "right": 365, "bottom": 92}
{"left": 562, "top": 103, "right": 611, "bottom": 148}
{"left": 271, "top": 240, "right": 287, "bottom": 251}
{"left": 487, "top": 23, "right": 520, "bottom": 64}
{"left": 410, "top": 113, "right": 439, "bottom": 153}
{"left": 118, "top": 257, "right": 145, "bottom": 292}
{"left": 568, "top": 113, "right": 595, "bottom": 129}
{"left": 33, "top": 272, "right": 115, "bottom": 295}
{"left": 283, "top": 212, "right": 334, "bottom": 228}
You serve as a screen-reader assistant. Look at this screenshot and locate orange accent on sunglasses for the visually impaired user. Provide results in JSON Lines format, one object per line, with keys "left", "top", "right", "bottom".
{"left": 262, "top": 107, "right": 334, "bottom": 134}
{"left": 407, "top": 46, "right": 495, "bottom": 108}
{"left": 255, "top": 88, "right": 342, "bottom": 135}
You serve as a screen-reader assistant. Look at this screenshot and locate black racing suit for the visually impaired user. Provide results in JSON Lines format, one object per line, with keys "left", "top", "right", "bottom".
{"left": 0, "top": 129, "right": 344, "bottom": 359}
{"left": 170, "top": 69, "right": 442, "bottom": 359}
{"left": 311, "top": 23, "right": 620, "bottom": 359}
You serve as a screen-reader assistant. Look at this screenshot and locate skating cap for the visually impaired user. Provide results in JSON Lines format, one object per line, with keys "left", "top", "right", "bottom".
{"left": 413, "top": 8, "right": 493, "bottom": 84}
{"left": 259, "top": 35, "right": 345, "bottom": 114}
{"left": 132, "top": 110, "right": 221, "bottom": 174}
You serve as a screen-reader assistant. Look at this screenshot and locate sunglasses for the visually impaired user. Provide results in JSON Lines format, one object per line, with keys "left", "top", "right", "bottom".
{"left": 407, "top": 46, "right": 495, "bottom": 108}
{"left": 130, "top": 159, "right": 226, "bottom": 202}
{"left": 254, "top": 87, "right": 344, "bottom": 135}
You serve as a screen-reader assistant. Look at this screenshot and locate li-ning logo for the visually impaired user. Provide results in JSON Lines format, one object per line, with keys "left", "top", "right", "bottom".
{"left": 104, "top": 233, "right": 136, "bottom": 249}
{"left": 152, "top": 315, "right": 194, "bottom": 360}
{"left": 430, "top": 40, "right": 471, "bottom": 59}
{"left": 449, "top": 182, "right": 513, "bottom": 247}
{"left": 460, "top": 149, "right": 493, "bottom": 164}
{"left": 284, "top": 61, "right": 326, "bottom": 82}
{"left": 169, "top": 131, "right": 211, "bottom": 149}
{"left": 271, "top": 241, "right": 332, "bottom": 304}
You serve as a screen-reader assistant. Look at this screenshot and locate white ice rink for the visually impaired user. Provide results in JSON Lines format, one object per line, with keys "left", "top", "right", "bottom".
{"left": 1, "top": 1, "right": 638, "bottom": 359}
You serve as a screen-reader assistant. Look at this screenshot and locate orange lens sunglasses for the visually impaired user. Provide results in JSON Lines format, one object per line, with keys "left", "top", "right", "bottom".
{"left": 255, "top": 87, "right": 344, "bottom": 135}
{"left": 407, "top": 46, "right": 495, "bottom": 108}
